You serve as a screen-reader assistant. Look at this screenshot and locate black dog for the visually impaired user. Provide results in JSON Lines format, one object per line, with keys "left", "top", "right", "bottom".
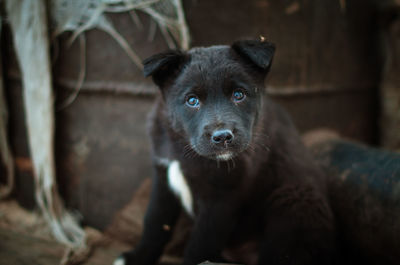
{"left": 114, "top": 40, "right": 335, "bottom": 265}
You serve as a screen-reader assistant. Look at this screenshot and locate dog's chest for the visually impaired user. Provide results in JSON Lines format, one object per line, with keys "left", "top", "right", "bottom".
{"left": 167, "top": 161, "right": 194, "bottom": 216}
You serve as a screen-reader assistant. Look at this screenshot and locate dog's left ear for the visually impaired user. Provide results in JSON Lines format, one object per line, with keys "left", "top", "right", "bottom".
{"left": 232, "top": 40, "right": 276, "bottom": 74}
{"left": 143, "top": 50, "right": 188, "bottom": 88}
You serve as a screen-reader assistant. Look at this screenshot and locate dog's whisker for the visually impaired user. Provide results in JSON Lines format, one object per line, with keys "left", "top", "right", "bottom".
{"left": 182, "top": 144, "right": 199, "bottom": 159}
{"left": 230, "top": 157, "right": 236, "bottom": 170}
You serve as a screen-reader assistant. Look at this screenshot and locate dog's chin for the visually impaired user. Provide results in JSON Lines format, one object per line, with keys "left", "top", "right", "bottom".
{"left": 201, "top": 151, "right": 237, "bottom": 161}
{"left": 214, "top": 152, "right": 235, "bottom": 161}
{"left": 192, "top": 145, "right": 245, "bottom": 161}
{"left": 190, "top": 138, "right": 250, "bottom": 161}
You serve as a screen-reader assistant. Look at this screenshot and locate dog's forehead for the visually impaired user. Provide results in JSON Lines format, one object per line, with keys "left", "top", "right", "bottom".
{"left": 173, "top": 45, "right": 252, "bottom": 91}
{"left": 188, "top": 45, "right": 234, "bottom": 66}
{"left": 182, "top": 45, "right": 245, "bottom": 78}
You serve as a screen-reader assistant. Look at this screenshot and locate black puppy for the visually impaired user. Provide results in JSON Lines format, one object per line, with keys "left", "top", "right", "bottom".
{"left": 114, "top": 40, "right": 335, "bottom": 265}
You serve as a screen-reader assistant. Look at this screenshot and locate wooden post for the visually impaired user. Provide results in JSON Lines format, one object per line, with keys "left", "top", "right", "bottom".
{"left": 381, "top": 5, "right": 400, "bottom": 151}
{"left": 0, "top": 16, "right": 14, "bottom": 199}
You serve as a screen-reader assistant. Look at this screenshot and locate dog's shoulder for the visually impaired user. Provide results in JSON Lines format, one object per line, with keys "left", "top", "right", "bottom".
{"left": 259, "top": 99, "right": 327, "bottom": 187}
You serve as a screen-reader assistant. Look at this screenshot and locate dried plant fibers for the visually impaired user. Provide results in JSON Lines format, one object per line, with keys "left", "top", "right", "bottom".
{"left": 3, "top": 0, "right": 190, "bottom": 263}
{"left": 51, "top": 0, "right": 190, "bottom": 108}
{"left": 50, "top": 0, "right": 190, "bottom": 51}
{"left": 5, "top": 0, "right": 86, "bottom": 250}
{"left": 0, "top": 0, "right": 189, "bottom": 264}
{"left": 0, "top": 18, "right": 15, "bottom": 200}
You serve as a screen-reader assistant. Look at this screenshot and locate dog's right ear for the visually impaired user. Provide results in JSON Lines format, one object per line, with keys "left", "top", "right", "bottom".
{"left": 143, "top": 50, "right": 188, "bottom": 88}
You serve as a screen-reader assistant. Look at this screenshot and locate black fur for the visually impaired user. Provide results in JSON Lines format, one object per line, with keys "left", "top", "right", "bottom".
{"left": 118, "top": 40, "right": 335, "bottom": 265}
{"left": 143, "top": 50, "right": 188, "bottom": 87}
{"left": 232, "top": 40, "right": 275, "bottom": 71}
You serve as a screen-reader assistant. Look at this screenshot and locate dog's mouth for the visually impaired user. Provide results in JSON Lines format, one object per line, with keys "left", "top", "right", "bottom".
{"left": 215, "top": 151, "right": 235, "bottom": 161}
{"left": 188, "top": 129, "right": 251, "bottom": 161}
{"left": 190, "top": 141, "right": 249, "bottom": 161}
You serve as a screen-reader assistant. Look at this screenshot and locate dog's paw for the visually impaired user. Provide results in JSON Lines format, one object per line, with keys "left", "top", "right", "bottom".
{"left": 113, "top": 257, "right": 126, "bottom": 265}
{"left": 113, "top": 251, "right": 148, "bottom": 265}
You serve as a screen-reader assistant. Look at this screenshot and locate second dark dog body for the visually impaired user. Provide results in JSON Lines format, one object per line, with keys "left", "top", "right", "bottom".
{"left": 115, "top": 40, "right": 335, "bottom": 265}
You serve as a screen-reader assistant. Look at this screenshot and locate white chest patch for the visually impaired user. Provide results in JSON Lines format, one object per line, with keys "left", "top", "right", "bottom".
{"left": 167, "top": 160, "right": 194, "bottom": 216}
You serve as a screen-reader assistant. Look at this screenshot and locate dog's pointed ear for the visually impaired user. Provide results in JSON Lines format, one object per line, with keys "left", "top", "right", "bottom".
{"left": 232, "top": 40, "right": 276, "bottom": 74}
{"left": 143, "top": 50, "right": 188, "bottom": 87}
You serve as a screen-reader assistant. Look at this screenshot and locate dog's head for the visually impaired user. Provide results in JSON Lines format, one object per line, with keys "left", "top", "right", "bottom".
{"left": 144, "top": 40, "right": 275, "bottom": 161}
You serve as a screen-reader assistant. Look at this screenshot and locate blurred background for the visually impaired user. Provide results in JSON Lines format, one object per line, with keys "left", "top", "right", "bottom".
{"left": 0, "top": 0, "right": 399, "bottom": 264}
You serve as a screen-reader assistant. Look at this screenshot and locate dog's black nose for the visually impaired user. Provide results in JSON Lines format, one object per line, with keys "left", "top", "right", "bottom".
{"left": 211, "top": 130, "right": 234, "bottom": 145}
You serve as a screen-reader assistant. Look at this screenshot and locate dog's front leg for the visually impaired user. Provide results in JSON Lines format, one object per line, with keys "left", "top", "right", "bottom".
{"left": 116, "top": 165, "right": 181, "bottom": 265}
{"left": 183, "top": 200, "right": 237, "bottom": 265}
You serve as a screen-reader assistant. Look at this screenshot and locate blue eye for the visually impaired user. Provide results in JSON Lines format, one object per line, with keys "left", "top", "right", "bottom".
{"left": 186, "top": 95, "right": 200, "bottom": 107}
{"left": 232, "top": 89, "right": 246, "bottom": 102}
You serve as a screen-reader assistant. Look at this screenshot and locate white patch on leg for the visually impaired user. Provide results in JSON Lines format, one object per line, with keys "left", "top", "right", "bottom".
{"left": 113, "top": 257, "right": 125, "bottom": 265}
{"left": 168, "top": 161, "right": 194, "bottom": 216}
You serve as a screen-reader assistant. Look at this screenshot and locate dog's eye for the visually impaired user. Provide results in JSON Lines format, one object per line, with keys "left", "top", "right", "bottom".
{"left": 232, "top": 89, "right": 246, "bottom": 102}
{"left": 186, "top": 95, "right": 200, "bottom": 107}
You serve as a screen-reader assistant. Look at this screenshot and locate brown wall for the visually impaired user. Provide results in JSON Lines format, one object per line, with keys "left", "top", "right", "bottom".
{"left": 5, "top": 0, "right": 384, "bottom": 229}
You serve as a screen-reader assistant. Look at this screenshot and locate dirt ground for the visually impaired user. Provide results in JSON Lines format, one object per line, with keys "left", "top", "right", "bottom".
{"left": 0, "top": 198, "right": 188, "bottom": 265}
{"left": 0, "top": 200, "right": 126, "bottom": 265}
